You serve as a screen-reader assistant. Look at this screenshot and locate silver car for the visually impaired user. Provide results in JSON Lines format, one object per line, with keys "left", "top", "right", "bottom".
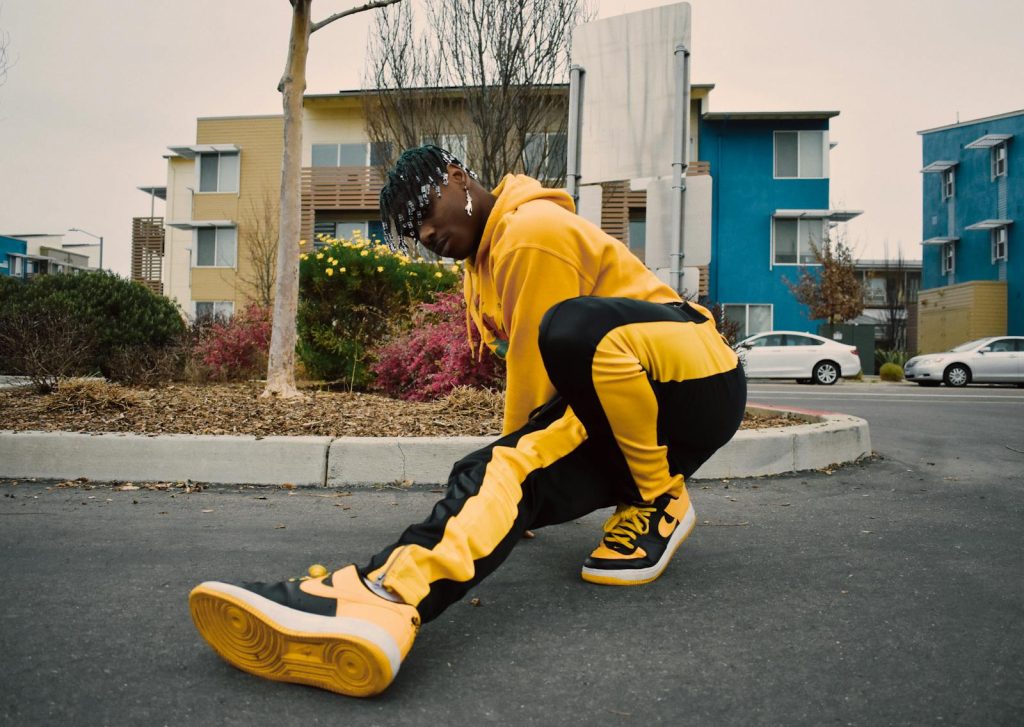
{"left": 904, "top": 336, "right": 1024, "bottom": 387}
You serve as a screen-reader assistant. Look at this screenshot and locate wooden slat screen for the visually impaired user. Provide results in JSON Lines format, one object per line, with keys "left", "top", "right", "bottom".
{"left": 300, "top": 166, "right": 385, "bottom": 243}
{"left": 131, "top": 217, "right": 164, "bottom": 295}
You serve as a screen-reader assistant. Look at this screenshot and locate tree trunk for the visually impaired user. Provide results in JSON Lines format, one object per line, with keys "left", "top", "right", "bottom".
{"left": 263, "top": 0, "right": 312, "bottom": 399}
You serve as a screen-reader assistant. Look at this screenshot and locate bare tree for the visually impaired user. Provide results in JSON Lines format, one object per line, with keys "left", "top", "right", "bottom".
{"left": 238, "top": 188, "right": 279, "bottom": 308}
{"left": 880, "top": 243, "right": 910, "bottom": 351}
{"left": 363, "top": 0, "right": 593, "bottom": 189}
{"left": 786, "top": 233, "right": 864, "bottom": 330}
{"left": 264, "top": 0, "right": 404, "bottom": 400}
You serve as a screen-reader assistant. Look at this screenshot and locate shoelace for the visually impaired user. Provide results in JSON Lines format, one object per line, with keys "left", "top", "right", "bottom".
{"left": 287, "top": 563, "right": 329, "bottom": 583}
{"left": 602, "top": 504, "right": 657, "bottom": 548}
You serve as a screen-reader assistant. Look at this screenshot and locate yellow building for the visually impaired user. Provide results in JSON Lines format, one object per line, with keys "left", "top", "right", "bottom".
{"left": 141, "top": 86, "right": 714, "bottom": 316}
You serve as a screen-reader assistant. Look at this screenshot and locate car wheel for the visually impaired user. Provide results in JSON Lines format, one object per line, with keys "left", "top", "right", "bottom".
{"left": 943, "top": 364, "right": 970, "bottom": 387}
{"left": 812, "top": 360, "right": 839, "bottom": 385}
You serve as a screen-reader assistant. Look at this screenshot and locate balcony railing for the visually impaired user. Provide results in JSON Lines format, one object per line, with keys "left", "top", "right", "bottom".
{"left": 301, "top": 166, "right": 384, "bottom": 242}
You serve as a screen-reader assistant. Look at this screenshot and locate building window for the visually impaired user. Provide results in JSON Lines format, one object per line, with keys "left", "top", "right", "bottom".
{"left": 422, "top": 134, "right": 469, "bottom": 165}
{"left": 773, "top": 217, "right": 823, "bottom": 265}
{"left": 774, "top": 131, "right": 826, "bottom": 179}
{"left": 941, "top": 168, "right": 955, "bottom": 200}
{"left": 942, "top": 242, "right": 955, "bottom": 275}
{"left": 195, "top": 301, "right": 234, "bottom": 320}
{"left": 522, "top": 133, "right": 567, "bottom": 181}
{"left": 724, "top": 304, "right": 772, "bottom": 341}
{"left": 195, "top": 227, "right": 237, "bottom": 268}
{"left": 992, "top": 142, "right": 1008, "bottom": 179}
{"left": 198, "top": 152, "right": 240, "bottom": 193}
{"left": 311, "top": 142, "right": 391, "bottom": 167}
{"left": 627, "top": 208, "right": 646, "bottom": 263}
{"left": 992, "top": 226, "right": 1008, "bottom": 262}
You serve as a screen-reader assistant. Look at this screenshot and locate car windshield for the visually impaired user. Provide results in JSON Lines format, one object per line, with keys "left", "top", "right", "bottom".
{"left": 950, "top": 339, "right": 990, "bottom": 352}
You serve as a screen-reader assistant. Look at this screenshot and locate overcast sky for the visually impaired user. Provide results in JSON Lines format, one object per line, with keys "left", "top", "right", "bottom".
{"left": 2, "top": 0, "right": 1022, "bottom": 276}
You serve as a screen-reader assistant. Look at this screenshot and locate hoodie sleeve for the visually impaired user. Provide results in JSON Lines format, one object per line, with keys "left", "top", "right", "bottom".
{"left": 494, "top": 245, "right": 587, "bottom": 434}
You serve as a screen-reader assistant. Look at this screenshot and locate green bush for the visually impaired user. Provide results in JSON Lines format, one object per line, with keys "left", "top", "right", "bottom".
{"left": 0, "top": 271, "right": 185, "bottom": 388}
{"left": 875, "top": 348, "right": 908, "bottom": 370}
{"left": 297, "top": 233, "right": 460, "bottom": 388}
{"left": 879, "top": 362, "right": 904, "bottom": 382}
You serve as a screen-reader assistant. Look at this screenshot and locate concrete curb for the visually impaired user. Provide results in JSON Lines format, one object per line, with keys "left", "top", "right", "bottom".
{"left": 0, "top": 404, "right": 869, "bottom": 486}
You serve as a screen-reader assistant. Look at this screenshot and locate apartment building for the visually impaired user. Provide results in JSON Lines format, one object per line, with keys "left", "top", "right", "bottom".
{"left": 147, "top": 84, "right": 858, "bottom": 336}
{"left": 917, "top": 109, "right": 1022, "bottom": 352}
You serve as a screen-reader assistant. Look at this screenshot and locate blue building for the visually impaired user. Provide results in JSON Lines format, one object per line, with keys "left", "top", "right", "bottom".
{"left": 0, "top": 235, "right": 28, "bottom": 278}
{"left": 699, "top": 111, "right": 861, "bottom": 339}
{"left": 917, "top": 109, "right": 1022, "bottom": 351}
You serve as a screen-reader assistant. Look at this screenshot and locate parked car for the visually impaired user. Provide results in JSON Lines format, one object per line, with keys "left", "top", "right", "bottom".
{"left": 734, "top": 331, "right": 861, "bottom": 385}
{"left": 904, "top": 336, "right": 1024, "bottom": 387}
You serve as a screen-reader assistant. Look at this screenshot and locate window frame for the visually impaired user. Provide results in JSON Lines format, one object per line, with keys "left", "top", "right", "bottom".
{"left": 773, "top": 130, "right": 828, "bottom": 179}
{"left": 942, "top": 241, "right": 955, "bottom": 275}
{"left": 196, "top": 151, "right": 240, "bottom": 194}
{"left": 941, "top": 168, "right": 955, "bottom": 200}
{"left": 992, "top": 141, "right": 1008, "bottom": 179}
{"left": 772, "top": 216, "right": 825, "bottom": 266}
{"left": 194, "top": 300, "right": 235, "bottom": 320}
{"left": 992, "top": 226, "right": 1008, "bottom": 262}
{"left": 193, "top": 226, "right": 238, "bottom": 269}
{"left": 725, "top": 303, "right": 773, "bottom": 341}
{"left": 522, "top": 132, "right": 568, "bottom": 181}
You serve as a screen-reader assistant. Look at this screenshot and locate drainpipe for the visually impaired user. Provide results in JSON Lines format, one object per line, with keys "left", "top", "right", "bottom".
{"left": 670, "top": 44, "right": 691, "bottom": 294}
{"left": 566, "top": 64, "right": 585, "bottom": 209}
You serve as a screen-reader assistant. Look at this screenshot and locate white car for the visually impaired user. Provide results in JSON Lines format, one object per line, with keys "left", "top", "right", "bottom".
{"left": 904, "top": 336, "right": 1024, "bottom": 387}
{"left": 735, "top": 331, "right": 862, "bottom": 385}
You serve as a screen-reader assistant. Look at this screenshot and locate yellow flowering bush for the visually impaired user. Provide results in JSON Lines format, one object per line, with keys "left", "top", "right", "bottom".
{"left": 297, "top": 234, "right": 461, "bottom": 387}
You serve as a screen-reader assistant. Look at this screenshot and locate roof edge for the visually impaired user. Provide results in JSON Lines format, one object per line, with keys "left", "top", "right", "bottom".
{"left": 917, "top": 108, "right": 1024, "bottom": 135}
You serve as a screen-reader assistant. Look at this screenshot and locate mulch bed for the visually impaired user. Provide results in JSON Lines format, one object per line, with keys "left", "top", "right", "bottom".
{"left": 0, "top": 379, "right": 797, "bottom": 437}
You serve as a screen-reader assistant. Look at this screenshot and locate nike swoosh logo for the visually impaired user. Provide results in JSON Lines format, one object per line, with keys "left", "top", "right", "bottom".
{"left": 658, "top": 514, "right": 678, "bottom": 539}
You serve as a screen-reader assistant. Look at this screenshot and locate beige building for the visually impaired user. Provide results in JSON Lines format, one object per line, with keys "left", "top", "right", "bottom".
{"left": 139, "top": 86, "right": 714, "bottom": 317}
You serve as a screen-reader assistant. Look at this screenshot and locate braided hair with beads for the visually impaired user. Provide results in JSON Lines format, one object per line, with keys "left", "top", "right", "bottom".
{"left": 379, "top": 145, "right": 477, "bottom": 251}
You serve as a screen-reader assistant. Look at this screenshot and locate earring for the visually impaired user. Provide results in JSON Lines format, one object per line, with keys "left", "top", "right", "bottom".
{"left": 464, "top": 187, "right": 473, "bottom": 217}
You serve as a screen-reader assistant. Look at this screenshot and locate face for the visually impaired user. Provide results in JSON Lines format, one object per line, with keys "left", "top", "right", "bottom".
{"left": 415, "top": 166, "right": 482, "bottom": 261}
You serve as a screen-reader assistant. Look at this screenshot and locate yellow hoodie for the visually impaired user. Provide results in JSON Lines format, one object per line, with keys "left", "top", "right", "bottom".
{"left": 465, "top": 175, "right": 682, "bottom": 435}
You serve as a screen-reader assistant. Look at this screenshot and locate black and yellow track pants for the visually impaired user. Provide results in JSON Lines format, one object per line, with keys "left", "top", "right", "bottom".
{"left": 364, "top": 297, "right": 747, "bottom": 622}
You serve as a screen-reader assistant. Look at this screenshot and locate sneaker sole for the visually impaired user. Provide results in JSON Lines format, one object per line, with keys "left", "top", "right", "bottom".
{"left": 580, "top": 503, "right": 696, "bottom": 586}
{"left": 189, "top": 582, "right": 401, "bottom": 697}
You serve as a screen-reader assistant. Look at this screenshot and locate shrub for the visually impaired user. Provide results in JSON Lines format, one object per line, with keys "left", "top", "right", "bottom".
{"left": 0, "top": 271, "right": 185, "bottom": 389}
{"left": 192, "top": 303, "right": 272, "bottom": 381}
{"left": 297, "top": 233, "right": 459, "bottom": 388}
{"left": 875, "top": 348, "right": 908, "bottom": 370}
{"left": 371, "top": 290, "right": 506, "bottom": 400}
{"left": 879, "top": 362, "right": 904, "bottom": 382}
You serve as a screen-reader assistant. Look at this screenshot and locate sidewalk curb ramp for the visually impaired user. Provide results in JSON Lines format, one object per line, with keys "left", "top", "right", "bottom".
{"left": 0, "top": 405, "right": 869, "bottom": 487}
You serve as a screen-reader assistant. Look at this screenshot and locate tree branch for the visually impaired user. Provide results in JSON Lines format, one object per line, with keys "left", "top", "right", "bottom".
{"left": 312, "top": 0, "right": 404, "bottom": 33}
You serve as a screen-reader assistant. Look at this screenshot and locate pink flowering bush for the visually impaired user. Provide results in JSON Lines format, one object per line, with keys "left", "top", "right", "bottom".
{"left": 371, "top": 290, "right": 506, "bottom": 401}
{"left": 193, "top": 303, "right": 272, "bottom": 381}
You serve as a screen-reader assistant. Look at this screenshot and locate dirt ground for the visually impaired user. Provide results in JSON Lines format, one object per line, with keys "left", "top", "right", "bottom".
{"left": 0, "top": 379, "right": 796, "bottom": 437}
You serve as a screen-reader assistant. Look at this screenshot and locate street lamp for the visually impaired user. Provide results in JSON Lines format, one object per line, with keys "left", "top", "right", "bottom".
{"left": 66, "top": 228, "right": 104, "bottom": 270}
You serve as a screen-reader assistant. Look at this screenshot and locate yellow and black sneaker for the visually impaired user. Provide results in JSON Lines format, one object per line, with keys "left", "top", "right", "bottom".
{"left": 581, "top": 491, "right": 696, "bottom": 586}
{"left": 189, "top": 564, "right": 420, "bottom": 697}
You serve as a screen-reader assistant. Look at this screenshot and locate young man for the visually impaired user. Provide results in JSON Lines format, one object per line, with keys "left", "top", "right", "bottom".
{"left": 189, "top": 146, "right": 746, "bottom": 698}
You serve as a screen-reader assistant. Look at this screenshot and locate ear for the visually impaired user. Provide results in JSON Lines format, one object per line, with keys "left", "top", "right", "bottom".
{"left": 448, "top": 164, "right": 468, "bottom": 187}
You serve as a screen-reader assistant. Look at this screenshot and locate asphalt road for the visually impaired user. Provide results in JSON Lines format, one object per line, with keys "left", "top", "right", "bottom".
{"left": 2, "top": 382, "right": 1022, "bottom": 726}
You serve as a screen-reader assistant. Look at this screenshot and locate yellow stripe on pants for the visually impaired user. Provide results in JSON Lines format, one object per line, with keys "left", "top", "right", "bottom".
{"left": 367, "top": 409, "right": 589, "bottom": 607}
